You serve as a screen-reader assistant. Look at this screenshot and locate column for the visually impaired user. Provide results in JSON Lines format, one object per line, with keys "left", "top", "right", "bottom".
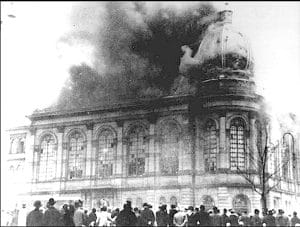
{"left": 25, "top": 127, "right": 36, "bottom": 193}
{"left": 116, "top": 120, "right": 124, "bottom": 177}
{"left": 249, "top": 116, "right": 256, "bottom": 171}
{"left": 219, "top": 114, "right": 228, "bottom": 169}
{"left": 86, "top": 123, "right": 94, "bottom": 177}
{"left": 147, "top": 116, "right": 157, "bottom": 175}
{"left": 56, "top": 126, "right": 64, "bottom": 181}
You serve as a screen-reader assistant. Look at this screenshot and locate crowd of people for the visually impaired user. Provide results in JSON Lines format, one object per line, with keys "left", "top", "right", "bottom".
{"left": 4, "top": 197, "right": 300, "bottom": 226}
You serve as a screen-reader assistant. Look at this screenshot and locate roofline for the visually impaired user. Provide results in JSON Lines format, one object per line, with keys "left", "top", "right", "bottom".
{"left": 27, "top": 95, "right": 193, "bottom": 121}
{"left": 6, "top": 125, "right": 30, "bottom": 132}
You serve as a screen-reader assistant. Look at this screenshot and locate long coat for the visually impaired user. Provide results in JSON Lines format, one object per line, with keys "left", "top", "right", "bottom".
{"left": 140, "top": 208, "right": 155, "bottom": 227}
{"left": 43, "top": 206, "right": 63, "bottom": 226}
{"left": 156, "top": 210, "right": 169, "bottom": 227}
{"left": 26, "top": 208, "right": 44, "bottom": 226}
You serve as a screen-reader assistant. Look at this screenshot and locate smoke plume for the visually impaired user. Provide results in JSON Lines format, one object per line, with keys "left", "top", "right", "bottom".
{"left": 54, "top": 2, "right": 216, "bottom": 110}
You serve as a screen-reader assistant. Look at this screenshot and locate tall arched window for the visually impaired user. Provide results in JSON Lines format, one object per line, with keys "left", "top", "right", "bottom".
{"left": 230, "top": 118, "right": 246, "bottom": 171}
{"left": 202, "top": 195, "right": 215, "bottom": 211}
{"left": 10, "top": 139, "right": 18, "bottom": 154}
{"left": 159, "top": 196, "right": 167, "bottom": 205}
{"left": 136, "top": 197, "right": 143, "bottom": 208}
{"left": 282, "top": 134, "right": 293, "bottom": 179}
{"left": 170, "top": 196, "right": 177, "bottom": 206}
{"left": 98, "top": 129, "right": 115, "bottom": 178}
{"left": 127, "top": 126, "right": 147, "bottom": 176}
{"left": 204, "top": 120, "right": 217, "bottom": 172}
{"left": 232, "top": 194, "right": 250, "bottom": 214}
{"left": 68, "top": 131, "right": 85, "bottom": 179}
{"left": 39, "top": 134, "right": 57, "bottom": 181}
{"left": 160, "top": 122, "right": 179, "bottom": 175}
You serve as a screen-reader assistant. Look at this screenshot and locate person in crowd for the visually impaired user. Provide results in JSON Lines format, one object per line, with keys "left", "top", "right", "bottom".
{"left": 169, "top": 204, "right": 178, "bottom": 227}
{"left": 140, "top": 203, "right": 155, "bottom": 227}
{"left": 194, "top": 205, "right": 210, "bottom": 226}
{"left": 134, "top": 207, "right": 143, "bottom": 227}
{"left": 186, "top": 206, "right": 197, "bottom": 227}
{"left": 61, "top": 204, "right": 74, "bottom": 226}
{"left": 210, "top": 206, "right": 222, "bottom": 226}
{"left": 173, "top": 206, "right": 187, "bottom": 227}
{"left": 87, "top": 208, "right": 97, "bottom": 227}
{"left": 43, "top": 198, "right": 63, "bottom": 226}
{"left": 262, "top": 210, "right": 276, "bottom": 227}
{"left": 221, "top": 208, "right": 230, "bottom": 227}
{"left": 83, "top": 209, "right": 89, "bottom": 227}
{"left": 156, "top": 204, "right": 169, "bottom": 227}
{"left": 291, "top": 212, "right": 300, "bottom": 227}
{"left": 239, "top": 211, "right": 251, "bottom": 227}
{"left": 229, "top": 209, "right": 239, "bottom": 227}
{"left": 250, "top": 209, "right": 262, "bottom": 227}
{"left": 96, "top": 206, "right": 112, "bottom": 227}
{"left": 26, "top": 200, "right": 43, "bottom": 226}
{"left": 73, "top": 200, "right": 85, "bottom": 227}
{"left": 275, "top": 209, "right": 290, "bottom": 227}
{"left": 111, "top": 208, "right": 120, "bottom": 227}
{"left": 115, "top": 201, "right": 137, "bottom": 227}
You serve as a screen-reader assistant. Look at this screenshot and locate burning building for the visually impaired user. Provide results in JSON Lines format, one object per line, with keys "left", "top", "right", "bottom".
{"left": 6, "top": 8, "right": 300, "bottom": 213}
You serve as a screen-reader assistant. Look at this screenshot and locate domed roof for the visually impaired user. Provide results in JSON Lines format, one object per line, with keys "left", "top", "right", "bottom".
{"left": 179, "top": 10, "right": 254, "bottom": 80}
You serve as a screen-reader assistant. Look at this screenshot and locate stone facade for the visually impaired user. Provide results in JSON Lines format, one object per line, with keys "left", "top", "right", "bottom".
{"left": 6, "top": 9, "right": 300, "bottom": 214}
{"left": 6, "top": 94, "right": 300, "bottom": 213}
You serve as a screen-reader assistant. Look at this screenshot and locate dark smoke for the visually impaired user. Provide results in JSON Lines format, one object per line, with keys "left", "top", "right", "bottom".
{"left": 53, "top": 2, "right": 216, "bottom": 110}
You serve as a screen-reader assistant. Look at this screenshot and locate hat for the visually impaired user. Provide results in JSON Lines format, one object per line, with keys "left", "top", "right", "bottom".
{"left": 48, "top": 198, "right": 56, "bottom": 206}
{"left": 188, "top": 206, "right": 194, "bottom": 211}
{"left": 33, "top": 200, "right": 42, "bottom": 208}
{"left": 143, "top": 203, "right": 149, "bottom": 207}
{"left": 278, "top": 209, "right": 284, "bottom": 214}
{"left": 268, "top": 210, "right": 273, "bottom": 215}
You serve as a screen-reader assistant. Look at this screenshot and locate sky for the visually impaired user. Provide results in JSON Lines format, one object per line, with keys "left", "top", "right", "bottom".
{"left": 1, "top": 1, "right": 300, "bottom": 133}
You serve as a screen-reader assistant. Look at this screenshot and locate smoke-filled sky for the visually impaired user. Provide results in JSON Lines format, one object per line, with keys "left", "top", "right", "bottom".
{"left": 2, "top": 1, "right": 300, "bottom": 131}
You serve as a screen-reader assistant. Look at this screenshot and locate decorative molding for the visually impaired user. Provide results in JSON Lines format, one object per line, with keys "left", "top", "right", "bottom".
{"left": 116, "top": 120, "right": 124, "bottom": 128}
{"left": 147, "top": 113, "right": 159, "bottom": 124}
{"left": 57, "top": 126, "right": 65, "bottom": 133}
{"left": 29, "top": 127, "right": 37, "bottom": 136}
{"left": 86, "top": 122, "right": 94, "bottom": 131}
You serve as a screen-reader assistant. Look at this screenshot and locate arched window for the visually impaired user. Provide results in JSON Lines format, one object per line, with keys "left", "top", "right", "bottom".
{"left": 160, "top": 122, "right": 179, "bottom": 175}
{"left": 232, "top": 194, "right": 250, "bottom": 214}
{"left": 17, "top": 139, "right": 25, "bottom": 153}
{"left": 10, "top": 139, "right": 18, "bottom": 154}
{"left": 68, "top": 131, "right": 85, "bottom": 179}
{"left": 136, "top": 197, "right": 143, "bottom": 208}
{"left": 202, "top": 195, "right": 215, "bottom": 211}
{"left": 230, "top": 118, "right": 246, "bottom": 171}
{"left": 127, "top": 126, "right": 147, "bottom": 176}
{"left": 98, "top": 129, "right": 115, "bottom": 178}
{"left": 282, "top": 134, "right": 293, "bottom": 179}
{"left": 204, "top": 120, "right": 217, "bottom": 172}
{"left": 170, "top": 196, "right": 177, "bottom": 206}
{"left": 159, "top": 196, "right": 167, "bottom": 205}
{"left": 39, "top": 134, "right": 57, "bottom": 181}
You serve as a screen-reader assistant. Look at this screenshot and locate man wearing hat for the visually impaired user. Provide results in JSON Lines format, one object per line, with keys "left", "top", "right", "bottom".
{"left": 140, "top": 203, "right": 155, "bottom": 226}
{"left": 210, "top": 206, "right": 222, "bottom": 226}
{"left": 262, "top": 210, "right": 276, "bottom": 227}
{"left": 186, "top": 206, "right": 197, "bottom": 227}
{"left": 73, "top": 199, "right": 85, "bottom": 227}
{"left": 26, "top": 200, "right": 43, "bottom": 226}
{"left": 168, "top": 204, "right": 178, "bottom": 227}
{"left": 43, "top": 198, "right": 63, "bottom": 226}
{"left": 276, "top": 209, "right": 290, "bottom": 227}
{"left": 156, "top": 204, "right": 169, "bottom": 227}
